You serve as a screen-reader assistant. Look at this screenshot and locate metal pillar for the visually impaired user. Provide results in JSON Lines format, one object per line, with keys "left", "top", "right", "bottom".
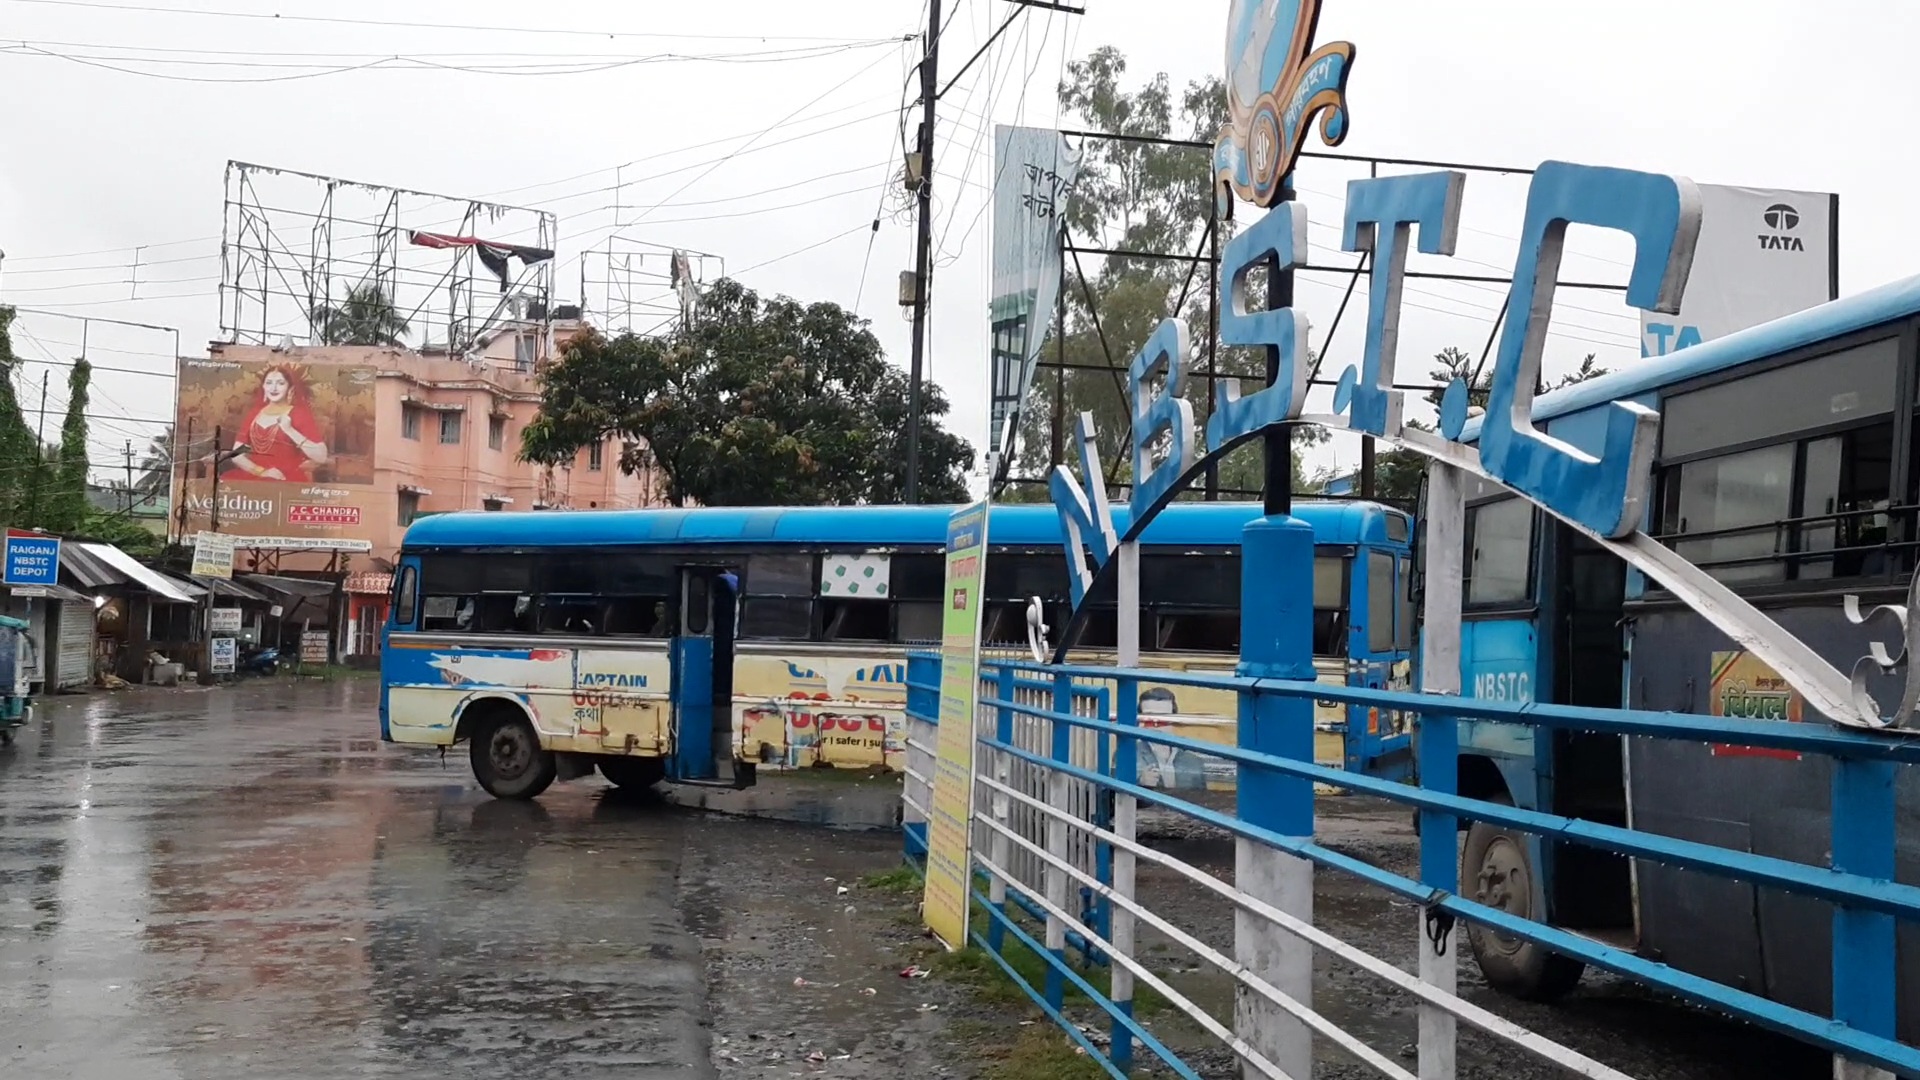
{"left": 1234, "top": 514, "right": 1315, "bottom": 1080}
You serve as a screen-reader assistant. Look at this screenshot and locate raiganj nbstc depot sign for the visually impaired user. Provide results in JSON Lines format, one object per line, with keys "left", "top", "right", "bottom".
{"left": 1044, "top": 0, "right": 1902, "bottom": 732}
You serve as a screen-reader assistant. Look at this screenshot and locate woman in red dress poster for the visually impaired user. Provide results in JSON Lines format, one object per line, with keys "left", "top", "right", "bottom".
{"left": 221, "top": 365, "right": 330, "bottom": 482}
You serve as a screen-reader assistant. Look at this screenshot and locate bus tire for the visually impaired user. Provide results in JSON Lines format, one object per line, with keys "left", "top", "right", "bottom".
{"left": 1461, "top": 795, "right": 1585, "bottom": 1001}
{"left": 469, "top": 710, "right": 556, "bottom": 800}
{"left": 599, "top": 756, "right": 666, "bottom": 790}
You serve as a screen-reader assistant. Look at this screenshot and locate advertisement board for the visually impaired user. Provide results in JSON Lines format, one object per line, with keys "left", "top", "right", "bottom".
{"left": 300, "top": 630, "right": 329, "bottom": 666}
{"left": 922, "top": 501, "right": 989, "bottom": 951}
{"left": 191, "top": 531, "right": 237, "bottom": 579}
{"left": 1640, "top": 184, "right": 1838, "bottom": 358}
{"left": 174, "top": 355, "right": 379, "bottom": 547}
{"left": 208, "top": 607, "right": 242, "bottom": 634}
{"left": 987, "top": 126, "right": 1080, "bottom": 472}
{"left": 210, "top": 637, "right": 237, "bottom": 674}
{"left": 1707, "top": 650, "right": 1804, "bottom": 761}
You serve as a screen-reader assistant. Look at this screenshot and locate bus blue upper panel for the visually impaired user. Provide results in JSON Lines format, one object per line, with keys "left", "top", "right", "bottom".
{"left": 400, "top": 500, "right": 1404, "bottom": 552}
{"left": 1459, "top": 271, "right": 1920, "bottom": 443}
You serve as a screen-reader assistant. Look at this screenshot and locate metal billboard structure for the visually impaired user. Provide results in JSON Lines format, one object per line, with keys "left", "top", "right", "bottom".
{"left": 219, "top": 162, "right": 557, "bottom": 358}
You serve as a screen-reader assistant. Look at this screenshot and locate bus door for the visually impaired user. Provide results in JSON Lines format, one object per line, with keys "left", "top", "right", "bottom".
{"left": 1347, "top": 547, "right": 1413, "bottom": 779}
{"left": 669, "top": 566, "right": 750, "bottom": 787}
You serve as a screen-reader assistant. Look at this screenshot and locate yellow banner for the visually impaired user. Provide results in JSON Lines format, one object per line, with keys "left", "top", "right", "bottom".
{"left": 923, "top": 501, "right": 989, "bottom": 950}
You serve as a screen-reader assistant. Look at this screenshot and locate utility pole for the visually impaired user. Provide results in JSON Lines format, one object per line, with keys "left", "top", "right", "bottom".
{"left": 123, "top": 440, "right": 133, "bottom": 514}
{"left": 902, "top": 0, "right": 942, "bottom": 504}
{"left": 209, "top": 424, "right": 223, "bottom": 533}
{"left": 1267, "top": 178, "right": 1296, "bottom": 518}
{"left": 173, "top": 416, "right": 194, "bottom": 545}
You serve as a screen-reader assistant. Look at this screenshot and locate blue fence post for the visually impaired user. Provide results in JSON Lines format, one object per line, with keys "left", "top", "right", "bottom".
{"left": 1110, "top": 673, "right": 1139, "bottom": 1072}
{"left": 1234, "top": 513, "right": 1317, "bottom": 1080}
{"left": 1045, "top": 670, "right": 1075, "bottom": 1011}
{"left": 1831, "top": 755, "right": 1896, "bottom": 1080}
{"left": 987, "top": 663, "right": 1017, "bottom": 954}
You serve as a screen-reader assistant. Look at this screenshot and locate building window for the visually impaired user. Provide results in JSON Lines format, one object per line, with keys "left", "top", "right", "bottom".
{"left": 401, "top": 405, "right": 421, "bottom": 441}
{"left": 514, "top": 333, "right": 537, "bottom": 371}
{"left": 439, "top": 411, "right": 463, "bottom": 445}
{"left": 483, "top": 498, "right": 505, "bottom": 512}
{"left": 488, "top": 415, "right": 506, "bottom": 451}
{"left": 588, "top": 441, "right": 604, "bottom": 471}
{"left": 398, "top": 490, "right": 421, "bottom": 526}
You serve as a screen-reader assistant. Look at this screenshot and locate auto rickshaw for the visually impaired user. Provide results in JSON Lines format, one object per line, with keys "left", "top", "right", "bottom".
{"left": 0, "top": 614, "right": 34, "bottom": 746}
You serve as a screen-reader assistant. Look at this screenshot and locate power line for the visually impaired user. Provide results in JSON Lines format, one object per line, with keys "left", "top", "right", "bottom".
{"left": 0, "top": 39, "right": 901, "bottom": 84}
{"left": 2, "top": 0, "right": 902, "bottom": 43}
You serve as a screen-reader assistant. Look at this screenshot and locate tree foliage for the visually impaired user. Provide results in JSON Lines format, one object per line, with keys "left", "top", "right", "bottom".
{"left": 522, "top": 279, "right": 974, "bottom": 506}
{"left": 311, "top": 284, "right": 411, "bottom": 347}
{"left": 43, "top": 357, "right": 92, "bottom": 535}
{"left": 1000, "top": 46, "right": 1325, "bottom": 504}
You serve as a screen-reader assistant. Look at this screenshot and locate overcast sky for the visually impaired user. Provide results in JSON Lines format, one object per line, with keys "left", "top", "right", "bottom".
{"left": 0, "top": 0, "right": 1915, "bottom": 489}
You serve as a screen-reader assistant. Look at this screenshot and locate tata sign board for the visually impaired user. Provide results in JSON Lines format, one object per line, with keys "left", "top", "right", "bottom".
{"left": 3, "top": 530, "right": 60, "bottom": 588}
{"left": 1640, "top": 184, "right": 1838, "bottom": 357}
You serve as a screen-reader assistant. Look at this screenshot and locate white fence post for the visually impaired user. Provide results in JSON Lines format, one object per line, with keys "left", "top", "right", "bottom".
{"left": 1418, "top": 462, "right": 1466, "bottom": 1080}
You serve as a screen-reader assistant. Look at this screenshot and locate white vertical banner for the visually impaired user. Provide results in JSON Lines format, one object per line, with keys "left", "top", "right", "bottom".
{"left": 988, "top": 126, "right": 1082, "bottom": 472}
{"left": 1641, "top": 184, "right": 1837, "bottom": 358}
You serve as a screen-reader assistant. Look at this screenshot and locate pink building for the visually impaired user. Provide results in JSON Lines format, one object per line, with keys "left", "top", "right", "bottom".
{"left": 175, "top": 318, "right": 668, "bottom": 655}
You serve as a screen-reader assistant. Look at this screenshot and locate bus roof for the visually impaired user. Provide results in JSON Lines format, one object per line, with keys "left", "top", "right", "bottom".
{"left": 1460, "top": 271, "right": 1920, "bottom": 442}
{"left": 400, "top": 499, "right": 1405, "bottom": 551}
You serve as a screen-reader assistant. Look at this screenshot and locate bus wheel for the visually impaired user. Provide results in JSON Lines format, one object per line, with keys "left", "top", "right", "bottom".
{"left": 599, "top": 756, "right": 666, "bottom": 790}
{"left": 470, "top": 711, "right": 556, "bottom": 800}
{"left": 1461, "top": 795, "right": 1584, "bottom": 1001}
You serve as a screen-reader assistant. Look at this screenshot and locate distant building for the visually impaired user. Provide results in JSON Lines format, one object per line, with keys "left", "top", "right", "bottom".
{"left": 85, "top": 484, "right": 168, "bottom": 537}
{"left": 170, "top": 316, "right": 669, "bottom": 656}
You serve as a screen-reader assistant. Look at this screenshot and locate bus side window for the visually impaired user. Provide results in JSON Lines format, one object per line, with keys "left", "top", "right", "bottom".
{"left": 740, "top": 555, "right": 814, "bottom": 640}
{"left": 1465, "top": 497, "right": 1533, "bottom": 606}
{"left": 1312, "top": 555, "right": 1347, "bottom": 657}
{"left": 1142, "top": 551, "right": 1237, "bottom": 653}
{"left": 891, "top": 553, "right": 944, "bottom": 644}
{"left": 392, "top": 565, "right": 417, "bottom": 628}
{"left": 1395, "top": 556, "right": 1414, "bottom": 652}
{"left": 542, "top": 553, "right": 672, "bottom": 637}
{"left": 1367, "top": 550, "right": 1395, "bottom": 654}
{"left": 818, "top": 552, "right": 894, "bottom": 643}
{"left": 983, "top": 553, "right": 1070, "bottom": 646}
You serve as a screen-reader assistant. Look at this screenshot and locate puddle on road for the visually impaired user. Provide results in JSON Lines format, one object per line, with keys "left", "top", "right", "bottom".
{"left": 665, "top": 772, "right": 905, "bottom": 831}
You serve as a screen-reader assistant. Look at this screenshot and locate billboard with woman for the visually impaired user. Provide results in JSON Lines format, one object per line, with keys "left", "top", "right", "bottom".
{"left": 174, "top": 354, "right": 378, "bottom": 546}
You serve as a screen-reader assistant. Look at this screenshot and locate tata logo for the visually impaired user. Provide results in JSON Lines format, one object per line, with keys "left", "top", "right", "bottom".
{"left": 1758, "top": 202, "right": 1805, "bottom": 252}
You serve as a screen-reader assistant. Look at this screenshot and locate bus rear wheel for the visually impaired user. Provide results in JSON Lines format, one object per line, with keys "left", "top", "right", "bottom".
{"left": 599, "top": 756, "right": 666, "bottom": 790}
{"left": 1462, "top": 795, "right": 1585, "bottom": 1001}
{"left": 470, "top": 711, "right": 556, "bottom": 800}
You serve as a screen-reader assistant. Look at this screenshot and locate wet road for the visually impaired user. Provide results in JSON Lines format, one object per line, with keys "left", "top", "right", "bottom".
{"left": 0, "top": 680, "right": 721, "bottom": 1080}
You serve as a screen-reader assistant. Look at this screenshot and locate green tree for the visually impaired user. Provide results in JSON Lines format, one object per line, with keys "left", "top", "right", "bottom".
{"left": 133, "top": 425, "right": 172, "bottom": 498}
{"left": 1000, "top": 47, "right": 1324, "bottom": 505}
{"left": 0, "top": 309, "right": 40, "bottom": 523}
{"left": 521, "top": 278, "right": 973, "bottom": 506}
{"left": 44, "top": 356, "right": 91, "bottom": 534}
{"left": 311, "top": 284, "right": 411, "bottom": 347}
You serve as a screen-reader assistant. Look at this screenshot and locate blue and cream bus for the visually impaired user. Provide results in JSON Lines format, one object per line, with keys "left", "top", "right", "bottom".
{"left": 379, "top": 500, "right": 1417, "bottom": 799}
{"left": 1451, "top": 274, "right": 1920, "bottom": 1031}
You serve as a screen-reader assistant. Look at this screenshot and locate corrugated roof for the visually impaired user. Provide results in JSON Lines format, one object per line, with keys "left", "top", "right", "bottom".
{"left": 75, "top": 543, "right": 198, "bottom": 603}
{"left": 191, "top": 576, "right": 271, "bottom": 602}
{"left": 59, "top": 543, "right": 120, "bottom": 589}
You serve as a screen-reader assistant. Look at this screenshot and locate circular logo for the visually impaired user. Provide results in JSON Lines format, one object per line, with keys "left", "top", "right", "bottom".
{"left": 1763, "top": 203, "right": 1799, "bottom": 231}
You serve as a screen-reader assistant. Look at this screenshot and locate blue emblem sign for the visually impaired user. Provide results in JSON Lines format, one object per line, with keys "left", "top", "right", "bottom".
{"left": 4, "top": 529, "right": 60, "bottom": 587}
{"left": 1215, "top": 0, "right": 1355, "bottom": 209}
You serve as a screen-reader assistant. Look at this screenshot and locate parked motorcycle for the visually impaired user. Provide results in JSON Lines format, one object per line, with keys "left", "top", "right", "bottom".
{"left": 240, "top": 645, "right": 280, "bottom": 677}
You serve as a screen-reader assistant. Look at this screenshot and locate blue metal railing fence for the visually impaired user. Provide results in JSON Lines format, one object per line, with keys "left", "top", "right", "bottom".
{"left": 901, "top": 650, "right": 1920, "bottom": 1078}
